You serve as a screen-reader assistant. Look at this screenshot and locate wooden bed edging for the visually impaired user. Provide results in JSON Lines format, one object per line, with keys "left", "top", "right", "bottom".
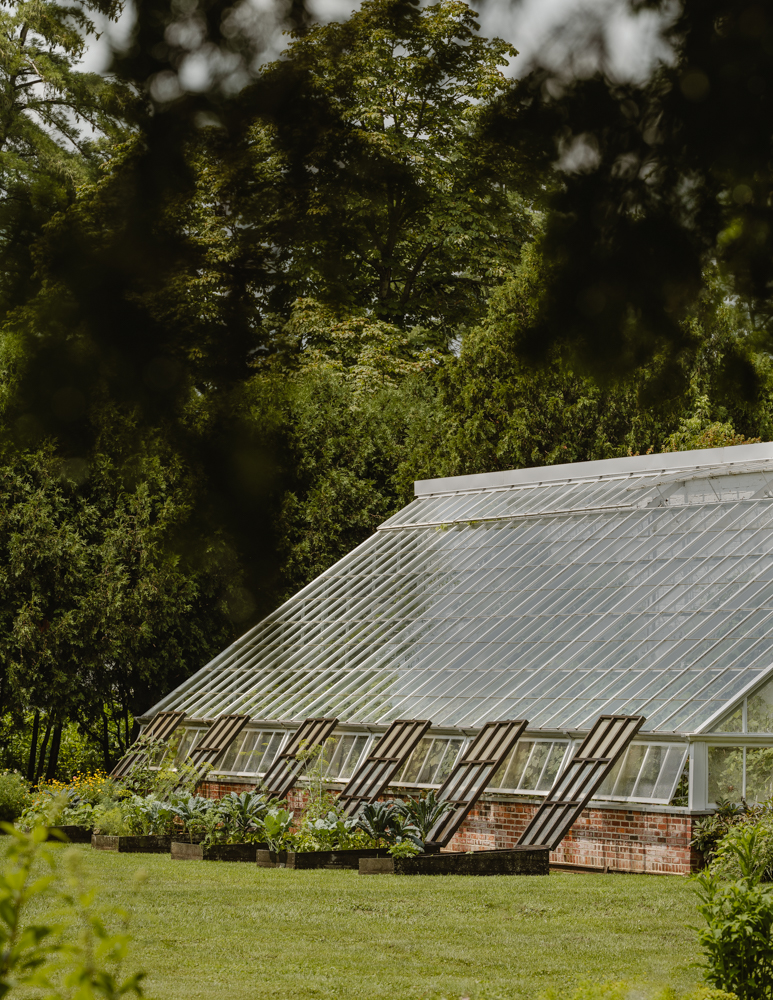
{"left": 92, "top": 834, "right": 173, "bottom": 853}
{"left": 286, "top": 848, "right": 393, "bottom": 870}
{"left": 171, "top": 841, "right": 266, "bottom": 862}
{"left": 360, "top": 847, "right": 550, "bottom": 876}
{"left": 256, "top": 849, "right": 288, "bottom": 867}
{"left": 46, "top": 825, "right": 93, "bottom": 844}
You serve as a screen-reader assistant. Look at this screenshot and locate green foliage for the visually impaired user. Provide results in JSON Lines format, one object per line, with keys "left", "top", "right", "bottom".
{"left": 293, "top": 811, "right": 374, "bottom": 853}
{"left": 694, "top": 828, "right": 773, "bottom": 1000}
{"left": 355, "top": 800, "right": 422, "bottom": 848}
{"left": 118, "top": 735, "right": 204, "bottom": 800}
{"left": 18, "top": 771, "right": 123, "bottom": 832}
{"left": 711, "top": 817, "right": 773, "bottom": 885}
{"left": 260, "top": 808, "right": 294, "bottom": 853}
{"left": 0, "top": 446, "right": 238, "bottom": 773}
{"left": 295, "top": 738, "right": 339, "bottom": 822}
{"left": 0, "top": 824, "right": 144, "bottom": 998}
{"left": 0, "top": 772, "right": 30, "bottom": 824}
{"left": 215, "top": 791, "right": 269, "bottom": 844}
{"left": 400, "top": 790, "right": 453, "bottom": 841}
{"left": 257, "top": 0, "right": 529, "bottom": 335}
{"left": 172, "top": 796, "right": 215, "bottom": 845}
{"left": 692, "top": 801, "right": 754, "bottom": 866}
{"left": 387, "top": 838, "right": 422, "bottom": 858}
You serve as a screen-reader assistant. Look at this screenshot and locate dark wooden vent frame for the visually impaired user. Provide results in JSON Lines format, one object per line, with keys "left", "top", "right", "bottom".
{"left": 338, "top": 719, "right": 432, "bottom": 817}
{"left": 261, "top": 717, "right": 339, "bottom": 799}
{"left": 111, "top": 711, "right": 186, "bottom": 778}
{"left": 425, "top": 719, "right": 529, "bottom": 847}
{"left": 517, "top": 714, "right": 645, "bottom": 851}
{"left": 189, "top": 714, "right": 250, "bottom": 769}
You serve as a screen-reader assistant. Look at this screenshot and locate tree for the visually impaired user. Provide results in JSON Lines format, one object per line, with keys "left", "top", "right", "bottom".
{"left": 249, "top": 299, "right": 439, "bottom": 596}
{"left": 478, "top": 0, "right": 773, "bottom": 385}
{"left": 401, "top": 243, "right": 772, "bottom": 482}
{"left": 0, "top": 441, "right": 241, "bottom": 774}
{"left": 253, "top": 0, "right": 535, "bottom": 337}
{"left": 0, "top": 0, "right": 131, "bottom": 314}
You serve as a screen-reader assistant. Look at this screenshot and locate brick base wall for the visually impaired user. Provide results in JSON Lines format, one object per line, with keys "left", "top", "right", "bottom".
{"left": 198, "top": 780, "right": 701, "bottom": 875}
{"left": 444, "top": 799, "right": 701, "bottom": 875}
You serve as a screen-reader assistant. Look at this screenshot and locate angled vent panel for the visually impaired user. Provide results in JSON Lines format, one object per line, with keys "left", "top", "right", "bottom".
{"left": 338, "top": 719, "right": 431, "bottom": 816}
{"left": 111, "top": 711, "right": 186, "bottom": 778}
{"left": 261, "top": 717, "right": 339, "bottom": 799}
{"left": 425, "top": 719, "right": 528, "bottom": 847}
{"left": 517, "top": 714, "right": 645, "bottom": 850}
{"left": 189, "top": 714, "right": 249, "bottom": 768}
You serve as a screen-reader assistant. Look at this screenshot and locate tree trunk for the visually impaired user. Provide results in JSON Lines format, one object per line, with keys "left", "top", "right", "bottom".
{"left": 102, "top": 713, "right": 111, "bottom": 772}
{"left": 27, "top": 709, "right": 40, "bottom": 782}
{"left": 35, "top": 716, "right": 53, "bottom": 782}
{"left": 45, "top": 722, "right": 63, "bottom": 781}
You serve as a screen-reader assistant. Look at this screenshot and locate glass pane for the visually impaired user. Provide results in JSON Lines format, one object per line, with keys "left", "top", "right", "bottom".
{"left": 717, "top": 705, "right": 743, "bottom": 733}
{"left": 174, "top": 728, "right": 199, "bottom": 763}
{"left": 537, "top": 742, "right": 568, "bottom": 790}
{"left": 491, "top": 741, "right": 532, "bottom": 790}
{"left": 520, "top": 743, "right": 550, "bottom": 790}
{"left": 745, "top": 747, "right": 773, "bottom": 803}
{"left": 595, "top": 755, "right": 622, "bottom": 798}
{"left": 613, "top": 744, "right": 647, "bottom": 798}
{"left": 708, "top": 746, "right": 744, "bottom": 804}
{"left": 748, "top": 676, "right": 773, "bottom": 732}
{"left": 653, "top": 746, "right": 688, "bottom": 800}
{"left": 340, "top": 735, "right": 369, "bottom": 780}
{"left": 219, "top": 732, "right": 247, "bottom": 772}
{"left": 417, "top": 739, "right": 448, "bottom": 783}
{"left": 400, "top": 738, "right": 432, "bottom": 783}
{"left": 435, "top": 740, "right": 462, "bottom": 784}
{"left": 232, "top": 731, "right": 260, "bottom": 773}
{"left": 325, "top": 735, "right": 355, "bottom": 778}
{"left": 630, "top": 746, "right": 661, "bottom": 798}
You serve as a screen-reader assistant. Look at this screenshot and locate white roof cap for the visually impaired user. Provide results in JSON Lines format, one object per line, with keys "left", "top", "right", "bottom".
{"left": 414, "top": 441, "right": 773, "bottom": 496}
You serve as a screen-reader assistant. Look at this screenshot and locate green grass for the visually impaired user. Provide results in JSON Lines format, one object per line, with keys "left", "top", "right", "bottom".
{"left": 39, "top": 846, "right": 704, "bottom": 1000}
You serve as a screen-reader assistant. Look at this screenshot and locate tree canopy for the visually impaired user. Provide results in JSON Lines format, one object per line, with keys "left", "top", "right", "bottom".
{"left": 2, "top": 0, "right": 773, "bottom": 776}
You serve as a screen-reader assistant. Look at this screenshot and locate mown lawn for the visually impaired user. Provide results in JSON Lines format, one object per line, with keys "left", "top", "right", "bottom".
{"left": 36, "top": 846, "right": 704, "bottom": 1000}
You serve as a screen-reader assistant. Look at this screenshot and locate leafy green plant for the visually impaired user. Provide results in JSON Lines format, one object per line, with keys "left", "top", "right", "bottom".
{"left": 355, "top": 800, "right": 421, "bottom": 848}
{"left": 692, "top": 799, "right": 758, "bottom": 866}
{"left": 292, "top": 810, "right": 369, "bottom": 852}
{"left": 0, "top": 823, "right": 144, "bottom": 998}
{"left": 388, "top": 839, "right": 422, "bottom": 858}
{"left": 400, "top": 790, "right": 452, "bottom": 840}
{"left": 694, "top": 827, "right": 773, "bottom": 1000}
{"left": 216, "top": 791, "right": 269, "bottom": 843}
{"left": 91, "top": 803, "right": 129, "bottom": 836}
{"left": 0, "top": 771, "right": 30, "bottom": 824}
{"left": 260, "top": 808, "right": 294, "bottom": 853}
{"left": 711, "top": 815, "right": 773, "bottom": 884}
{"left": 295, "top": 738, "right": 338, "bottom": 821}
{"left": 172, "top": 796, "right": 216, "bottom": 843}
{"left": 18, "top": 790, "right": 70, "bottom": 831}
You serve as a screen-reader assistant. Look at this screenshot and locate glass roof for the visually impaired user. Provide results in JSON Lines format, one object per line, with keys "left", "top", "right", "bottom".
{"left": 148, "top": 454, "right": 773, "bottom": 735}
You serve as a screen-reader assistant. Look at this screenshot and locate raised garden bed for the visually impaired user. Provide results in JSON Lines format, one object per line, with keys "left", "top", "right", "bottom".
{"left": 171, "top": 841, "right": 264, "bottom": 862}
{"left": 45, "top": 825, "right": 93, "bottom": 844}
{"left": 255, "top": 849, "right": 288, "bottom": 868}
{"left": 286, "top": 847, "right": 393, "bottom": 870}
{"left": 360, "top": 847, "right": 550, "bottom": 876}
{"left": 92, "top": 834, "right": 172, "bottom": 853}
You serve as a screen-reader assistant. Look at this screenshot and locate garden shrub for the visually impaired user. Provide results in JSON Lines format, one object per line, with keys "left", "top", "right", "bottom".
{"left": 711, "top": 815, "right": 773, "bottom": 883}
{"left": 692, "top": 799, "right": 751, "bottom": 865}
{"left": 694, "top": 827, "right": 773, "bottom": 1000}
{"left": 0, "top": 770, "right": 30, "bottom": 823}
{"left": 0, "top": 823, "right": 144, "bottom": 997}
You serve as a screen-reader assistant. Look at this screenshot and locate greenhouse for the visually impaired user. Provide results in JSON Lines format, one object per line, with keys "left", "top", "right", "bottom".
{"left": 141, "top": 440, "right": 773, "bottom": 872}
